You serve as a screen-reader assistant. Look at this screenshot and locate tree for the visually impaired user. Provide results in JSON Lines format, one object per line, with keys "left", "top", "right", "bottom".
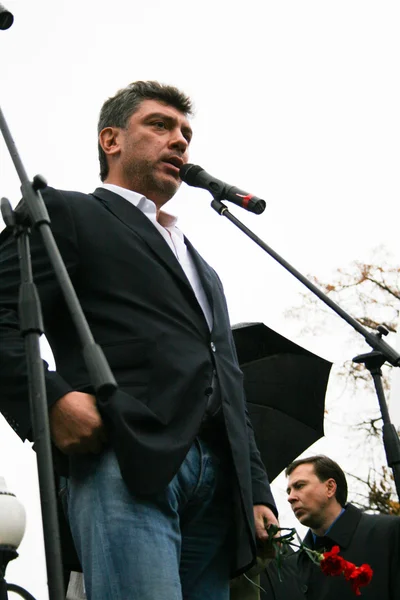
{"left": 288, "top": 247, "right": 400, "bottom": 514}
{"left": 350, "top": 467, "right": 400, "bottom": 516}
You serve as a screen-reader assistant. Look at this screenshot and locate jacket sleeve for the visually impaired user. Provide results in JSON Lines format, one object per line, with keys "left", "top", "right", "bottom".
{"left": 0, "top": 187, "right": 80, "bottom": 440}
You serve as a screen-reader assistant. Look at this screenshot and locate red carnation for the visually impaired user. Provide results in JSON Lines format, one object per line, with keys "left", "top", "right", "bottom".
{"left": 349, "top": 564, "right": 373, "bottom": 596}
{"left": 320, "top": 545, "right": 346, "bottom": 576}
{"left": 343, "top": 560, "right": 357, "bottom": 580}
{"left": 263, "top": 525, "right": 373, "bottom": 597}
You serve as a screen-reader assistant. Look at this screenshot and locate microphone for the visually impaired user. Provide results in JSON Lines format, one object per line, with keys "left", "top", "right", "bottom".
{"left": 179, "top": 164, "right": 266, "bottom": 215}
{"left": 0, "top": 3, "right": 14, "bottom": 30}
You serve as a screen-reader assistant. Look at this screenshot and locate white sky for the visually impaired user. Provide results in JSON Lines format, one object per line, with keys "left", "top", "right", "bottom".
{"left": 0, "top": 1, "right": 400, "bottom": 598}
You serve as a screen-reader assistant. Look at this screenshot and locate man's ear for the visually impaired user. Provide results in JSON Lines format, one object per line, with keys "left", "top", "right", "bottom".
{"left": 326, "top": 478, "right": 337, "bottom": 499}
{"left": 99, "top": 127, "right": 122, "bottom": 157}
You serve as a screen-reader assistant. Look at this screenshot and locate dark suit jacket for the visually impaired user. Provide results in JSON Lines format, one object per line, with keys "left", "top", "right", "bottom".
{"left": 0, "top": 186, "right": 276, "bottom": 575}
{"left": 261, "top": 503, "right": 400, "bottom": 599}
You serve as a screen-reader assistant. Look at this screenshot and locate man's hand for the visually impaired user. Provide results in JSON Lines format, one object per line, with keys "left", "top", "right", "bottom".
{"left": 254, "top": 504, "right": 280, "bottom": 562}
{"left": 49, "top": 391, "right": 108, "bottom": 455}
{"left": 253, "top": 504, "right": 279, "bottom": 542}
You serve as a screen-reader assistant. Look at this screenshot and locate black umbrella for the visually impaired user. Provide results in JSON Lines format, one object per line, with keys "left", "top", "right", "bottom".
{"left": 232, "top": 322, "right": 332, "bottom": 482}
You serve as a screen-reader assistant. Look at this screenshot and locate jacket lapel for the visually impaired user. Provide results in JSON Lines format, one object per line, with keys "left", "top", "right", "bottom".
{"left": 326, "top": 503, "right": 361, "bottom": 550}
{"left": 184, "top": 236, "right": 218, "bottom": 323}
{"left": 91, "top": 187, "right": 194, "bottom": 293}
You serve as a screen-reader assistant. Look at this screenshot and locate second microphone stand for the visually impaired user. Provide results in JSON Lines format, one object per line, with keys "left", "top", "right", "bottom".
{"left": 210, "top": 197, "right": 400, "bottom": 500}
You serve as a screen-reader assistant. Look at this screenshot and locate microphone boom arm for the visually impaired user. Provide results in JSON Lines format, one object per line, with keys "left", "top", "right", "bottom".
{"left": 211, "top": 197, "right": 400, "bottom": 499}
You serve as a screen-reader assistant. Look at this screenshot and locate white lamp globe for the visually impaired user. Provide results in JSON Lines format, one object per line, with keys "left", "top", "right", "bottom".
{"left": 0, "top": 477, "right": 26, "bottom": 549}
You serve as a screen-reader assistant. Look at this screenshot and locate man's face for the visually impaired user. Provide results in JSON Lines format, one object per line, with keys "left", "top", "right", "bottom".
{"left": 286, "top": 463, "right": 334, "bottom": 530}
{"left": 104, "top": 99, "right": 193, "bottom": 206}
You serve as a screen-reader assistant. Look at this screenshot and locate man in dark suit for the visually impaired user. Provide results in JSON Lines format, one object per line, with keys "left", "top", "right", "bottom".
{"left": 0, "top": 81, "right": 278, "bottom": 599}
{"left": 261, "top": 455, "right": 400, "bottom": 599}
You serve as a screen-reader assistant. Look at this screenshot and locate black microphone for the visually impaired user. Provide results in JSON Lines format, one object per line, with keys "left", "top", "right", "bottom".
{"left": 179, "top": 164, "right": 266, "bottom": 215}
{"left": 0, "top": 3, "right": 14, "bottom": 30}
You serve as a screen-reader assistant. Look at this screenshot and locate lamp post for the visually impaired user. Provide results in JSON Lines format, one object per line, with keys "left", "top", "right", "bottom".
{"left": 0, "top": 477, "right": 37, "bottom": 600}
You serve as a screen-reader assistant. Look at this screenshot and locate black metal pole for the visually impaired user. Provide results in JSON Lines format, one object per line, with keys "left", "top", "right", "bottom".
{"left": 15, "top": 228, "right": 65, "bottom": 600}
{"left": 210, "top": 198, "right": 400, "bottom": 499}
{"left": 372, "top": 378, "right": 400, "bottom": 498}
{"left": 0, "top": 579, "right": 7, "bottom": 600}
{"left": 0, "top": 549, "right": 19, "bottom": 600}
{"left": 0, "top": 108, "right": 117, "bottom": 598}
{"left": 353, "top": 351, "right": 400, "bottom": 499}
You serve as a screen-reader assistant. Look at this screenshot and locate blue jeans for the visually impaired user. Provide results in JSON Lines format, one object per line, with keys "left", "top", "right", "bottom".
{"left": 62, "top": 439, "right": 233, "bottom": 599}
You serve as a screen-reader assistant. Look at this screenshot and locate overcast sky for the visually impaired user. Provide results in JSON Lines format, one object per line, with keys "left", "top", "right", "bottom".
{"left": 1, "top": 1, "right": 400, "bottom": 598}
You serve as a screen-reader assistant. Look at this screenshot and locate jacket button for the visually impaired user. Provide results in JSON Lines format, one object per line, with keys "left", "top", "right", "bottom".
{"left": 205, "top": 387, "right": 213, "bottom": 396}
{"left": 210, "top": 342, "right": 216, "bottom": 352}
{"left": 301, "top": 584, "right": 308, "bottom": 593}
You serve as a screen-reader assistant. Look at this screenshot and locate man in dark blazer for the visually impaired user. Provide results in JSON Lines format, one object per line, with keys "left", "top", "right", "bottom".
{"left": 0, "top": 81, "right": 278, "bottom": 599}
{"left": 261, "top": 455, "right": 400, "bottom": 599}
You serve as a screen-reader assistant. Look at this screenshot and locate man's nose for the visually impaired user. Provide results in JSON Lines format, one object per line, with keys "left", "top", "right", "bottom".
{"left": 169, "top": 128, "right": 189, "bottom": 153}
{"left": 287, "top": 491, "right": 296, "bottom": 504}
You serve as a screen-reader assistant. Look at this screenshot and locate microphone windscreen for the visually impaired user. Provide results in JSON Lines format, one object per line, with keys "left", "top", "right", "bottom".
{"left": 0, "top": 3, "right": 13, "bottom": 30}
{"left": 179, "top": 164, "right": 204, "bottom": 184}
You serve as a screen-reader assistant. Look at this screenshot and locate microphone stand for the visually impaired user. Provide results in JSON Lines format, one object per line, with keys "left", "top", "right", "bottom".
{"left": 210, "top": 197, "right": 400, "bottom": 500}
{"left": 0, "top": 106, "right": 117, "bottom": 599}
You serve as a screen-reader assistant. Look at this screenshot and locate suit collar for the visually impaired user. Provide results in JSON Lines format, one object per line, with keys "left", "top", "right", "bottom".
{"left": 303, "top": 503, "right": 362, "bottom": 552}
{"left": 325, "top": 503, "right": 362, "bottom": 549}
{"left": 100, "top": 183, "right": 179, "bottom": 229}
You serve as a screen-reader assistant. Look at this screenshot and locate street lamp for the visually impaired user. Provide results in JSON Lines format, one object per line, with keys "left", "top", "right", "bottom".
{"left": 0, "top": 477, "right": 37, "bottom": 600}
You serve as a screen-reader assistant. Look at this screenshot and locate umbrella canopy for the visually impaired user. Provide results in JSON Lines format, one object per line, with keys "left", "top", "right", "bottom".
{"left": 232, "top": 322, "right": 332, "bottom": 482}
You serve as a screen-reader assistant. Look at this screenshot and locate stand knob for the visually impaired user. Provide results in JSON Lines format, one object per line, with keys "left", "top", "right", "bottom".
{"left": 377, "top": 325, "right": 389, "bottom": 338}
{"left": 32, "top": 175, "right": 47, "bottom": 191}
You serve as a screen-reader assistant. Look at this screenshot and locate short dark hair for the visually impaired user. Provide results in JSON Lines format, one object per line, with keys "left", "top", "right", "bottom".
{"left": 97, "top": 80, "right": 194, "bottom": 181}
{"left": 285, "top": 455, "right": 348, "bottom": 507}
